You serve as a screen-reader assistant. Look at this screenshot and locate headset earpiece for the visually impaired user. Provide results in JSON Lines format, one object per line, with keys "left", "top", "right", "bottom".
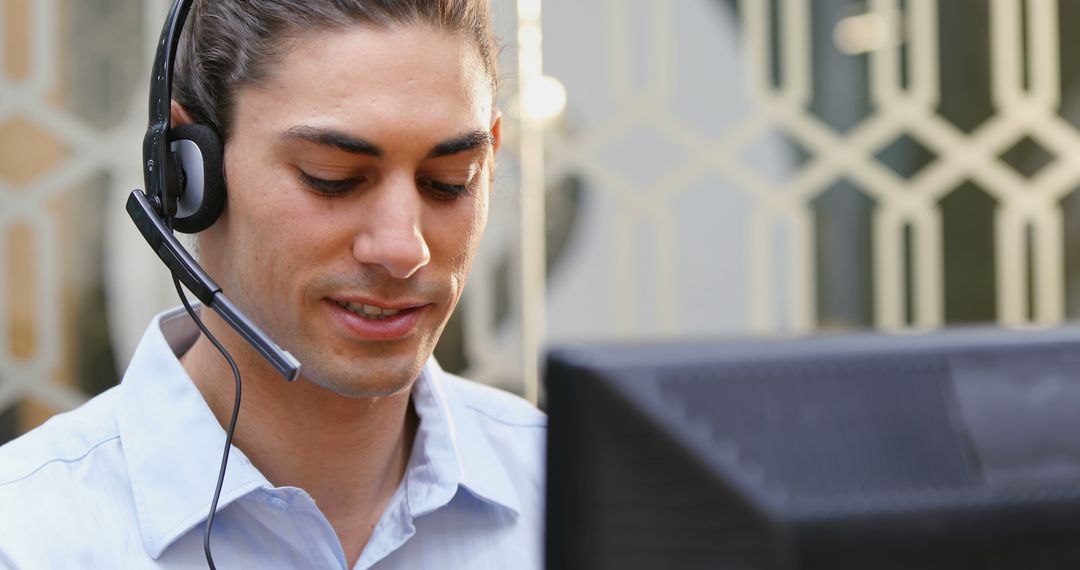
{"left": 168, "top": 123, "right": 225, "bottom": 233}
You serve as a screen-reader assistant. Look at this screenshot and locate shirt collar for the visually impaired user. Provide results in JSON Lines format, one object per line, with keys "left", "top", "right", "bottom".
{"left": 117, "top": 307, "right": 520, "bottom": 560}
{"left": 406, "top": 358, "right": 522, "bottom": 517}
{"left": 117, "top": 306, "right": 269, "bottom": 559}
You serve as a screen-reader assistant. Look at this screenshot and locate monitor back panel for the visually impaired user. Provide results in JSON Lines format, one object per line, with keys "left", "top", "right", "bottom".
{"left": 545, "top": 327, "right": 1080, "bottom": 570}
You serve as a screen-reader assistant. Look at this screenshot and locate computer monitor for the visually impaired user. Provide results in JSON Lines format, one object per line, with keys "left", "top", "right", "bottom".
{"left": 544, "top": 326, "right": 1080, "bottom": 569}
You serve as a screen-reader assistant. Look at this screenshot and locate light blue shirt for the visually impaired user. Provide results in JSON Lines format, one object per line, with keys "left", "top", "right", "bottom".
{"left": 0, "top": 307, "right": 546, "bottom": 569}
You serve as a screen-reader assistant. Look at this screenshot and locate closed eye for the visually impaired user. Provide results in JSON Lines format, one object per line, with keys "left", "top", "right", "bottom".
{"left": 299, "top": 171, "right": 364, "bottom": 195}
{"left": 421, "top": 179, "right": 474, "bottom": 200}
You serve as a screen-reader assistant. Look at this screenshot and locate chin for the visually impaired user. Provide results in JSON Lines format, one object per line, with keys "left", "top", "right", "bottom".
{"left": 301, "top": 359, "right": 425, "bottom": 399}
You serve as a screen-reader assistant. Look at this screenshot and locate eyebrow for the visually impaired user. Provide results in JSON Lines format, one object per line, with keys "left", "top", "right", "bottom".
{"left": 427, "top": 130, "right": 495, "bottom": 159}
{"left": 280, "top": 126, "right": 495, "bottom": 159}
{"left": 281, "top": 126, "right": 382, "bottom": 156}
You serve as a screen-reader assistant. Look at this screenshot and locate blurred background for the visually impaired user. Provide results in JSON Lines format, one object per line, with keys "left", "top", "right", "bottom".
{"left": 3, "top": 0, "right": 1080, "bottom": 443}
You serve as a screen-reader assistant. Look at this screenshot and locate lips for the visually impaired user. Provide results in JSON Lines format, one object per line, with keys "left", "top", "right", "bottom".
{"left": 324, "top": 297, "right": 428, "bottom": 341}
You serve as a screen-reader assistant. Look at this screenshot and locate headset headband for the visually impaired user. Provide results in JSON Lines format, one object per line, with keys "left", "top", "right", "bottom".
{"left": 143, "top": 0, "right": 194, "bottom": 218}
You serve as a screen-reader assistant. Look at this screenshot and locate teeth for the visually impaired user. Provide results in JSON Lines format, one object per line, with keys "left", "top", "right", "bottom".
{"left": 336, "top": 300, "right": 401, "bottom": 319}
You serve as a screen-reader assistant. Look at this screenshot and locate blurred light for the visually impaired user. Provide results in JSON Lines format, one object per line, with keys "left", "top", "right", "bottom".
{"left": 833, "top": 12, "right": 893, "bottom": 55}
{"left": 520, "top": 26, "right": 543, "bottom": 51}
{"left": 518, "top": 0, "right": 542, "bottom": 22}
{"left": 523, "top": 75, "right": 567, "bottom": 123}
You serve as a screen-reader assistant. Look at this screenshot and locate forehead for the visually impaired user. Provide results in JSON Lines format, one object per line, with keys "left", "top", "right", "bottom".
{"left": 234, "top": 25, "right": 494, "bottom": 144}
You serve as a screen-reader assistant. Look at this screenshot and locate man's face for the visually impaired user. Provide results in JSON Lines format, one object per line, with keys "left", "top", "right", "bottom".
{"left": 201, "top": 25, "right": 498, "bottom": 397}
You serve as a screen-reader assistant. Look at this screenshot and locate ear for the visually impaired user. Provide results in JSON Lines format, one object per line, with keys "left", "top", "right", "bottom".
{"left": 488, "top": 109, "right": 502, "bottom": 182}
{"left": 171, "top": 100, "right": 195, "bottom": 126}
{"left": 490, "top": 108, "right": 502, "bottom": 154}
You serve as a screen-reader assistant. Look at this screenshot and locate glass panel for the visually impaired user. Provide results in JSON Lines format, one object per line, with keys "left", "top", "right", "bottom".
{"left": 937, "top": 1, "right": 994, "bottom": 133}
{"left": 812, "top": 180, "right": 876, "bottom": 329}
{"left": 940, "top": 182, "right": 998, "bottom": 323}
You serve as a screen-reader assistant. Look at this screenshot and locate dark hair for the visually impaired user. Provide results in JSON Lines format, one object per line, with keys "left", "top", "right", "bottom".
{"left": 174, "top": 0, "right": 498, "bottom": 141}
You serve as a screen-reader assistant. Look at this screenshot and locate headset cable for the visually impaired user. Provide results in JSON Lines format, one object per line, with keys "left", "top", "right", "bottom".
{"left": 170, "top": 256, "right": 244, "bottom": 570}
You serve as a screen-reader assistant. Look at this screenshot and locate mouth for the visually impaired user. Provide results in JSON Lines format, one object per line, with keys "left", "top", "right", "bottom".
{"left": 324, "top": 297, "right": 429, "bottom": 341}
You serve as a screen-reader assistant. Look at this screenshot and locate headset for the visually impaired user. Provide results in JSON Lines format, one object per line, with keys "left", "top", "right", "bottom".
{"left": 126, "top": 0, "right": 301, "bottom": 566}
{"left": 128, "top": 0, "right": 300, "bottom": 382}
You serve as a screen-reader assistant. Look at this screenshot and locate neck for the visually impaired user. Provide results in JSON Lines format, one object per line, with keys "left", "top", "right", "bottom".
{"left": 180, "top": 310, "right": 418, "bottom": 565}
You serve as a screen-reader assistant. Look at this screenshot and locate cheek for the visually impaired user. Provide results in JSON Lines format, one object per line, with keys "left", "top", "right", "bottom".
{"left": 422, "top": 195, "right": 488, "bottom": 297}
{"left": 452, "top": 194, "right": 489, "bottom": 266}
{"left": 223, "top": 167, "right": 322, "bottom": 285}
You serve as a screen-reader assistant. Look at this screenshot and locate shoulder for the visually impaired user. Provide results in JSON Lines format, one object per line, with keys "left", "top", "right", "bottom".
{"left": 0, "top": 386, "right": 123, "bottom": 487}
{"left": 0, "top": 388, "right": 136, "bottom": 561}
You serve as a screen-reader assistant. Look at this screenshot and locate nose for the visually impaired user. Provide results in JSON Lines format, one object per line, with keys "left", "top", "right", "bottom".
{"left": 351, "top": 179, "right": 431, "bottom": 279}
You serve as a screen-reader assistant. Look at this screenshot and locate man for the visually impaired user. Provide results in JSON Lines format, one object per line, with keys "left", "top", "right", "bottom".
{"left": 0, "top": 1, "right": 545, "bottom": 568}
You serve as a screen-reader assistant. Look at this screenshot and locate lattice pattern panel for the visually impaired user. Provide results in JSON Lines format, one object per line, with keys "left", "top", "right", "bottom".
{"left": 540, "top": 0, "right": 1080, "bottom": 342}
{"left": 0, "top": 0, "right": 158, "bottom": 441}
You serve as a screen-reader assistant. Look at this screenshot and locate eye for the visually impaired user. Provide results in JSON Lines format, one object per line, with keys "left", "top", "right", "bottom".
{"left": 299, "top": 171, "right": 364, "bottom": 195}
{"left": 420, "top": 179, "right": 475, "bottom": 201}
